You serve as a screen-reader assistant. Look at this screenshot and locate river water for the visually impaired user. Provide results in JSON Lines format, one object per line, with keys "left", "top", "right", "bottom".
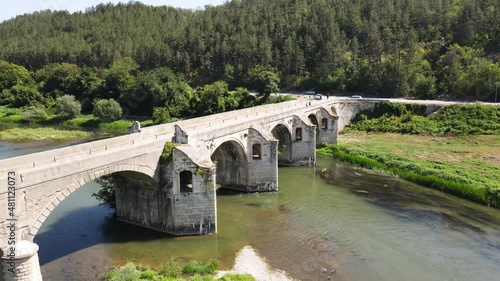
{"left": 1, "top": 140, "right": 499, "bottom": 281}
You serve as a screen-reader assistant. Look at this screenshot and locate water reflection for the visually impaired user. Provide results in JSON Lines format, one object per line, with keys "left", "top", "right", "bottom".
{"left": 20, "top": 153, "right": 500, "bottom": 281}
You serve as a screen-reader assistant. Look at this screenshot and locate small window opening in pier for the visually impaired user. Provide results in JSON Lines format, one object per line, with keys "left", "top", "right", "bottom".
{"left": 252, "top": 143, "right": 262, "bottom": 160}
{"left": 321, "top": 118, "right": 328, "bottom": 129}
{"left": 179, "top": 171, "right": 193, "bottom": 193}
{"left": 295, "top": 128, "right": 302, "bottom": 141}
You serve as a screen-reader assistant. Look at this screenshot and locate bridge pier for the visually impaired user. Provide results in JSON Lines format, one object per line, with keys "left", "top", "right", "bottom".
{"left": 114, "top": 148, "right": 217, "bottom": 236}
{"left": 1, "top": 241, "right": 42, "bottom": 281}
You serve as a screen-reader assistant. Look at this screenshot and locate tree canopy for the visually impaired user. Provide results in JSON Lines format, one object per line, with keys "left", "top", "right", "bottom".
{"left": 0, "top": 0, "right": 499, "bottom": 103}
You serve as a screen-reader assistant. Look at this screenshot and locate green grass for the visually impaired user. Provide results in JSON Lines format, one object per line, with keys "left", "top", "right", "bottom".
{"left": 0, "top": 127, "right": 90, "bottom": 141}
{"left": 104, "top": 261, "right": 255, "bottom": 281}
{"left": 0, "top": 106, "right": 155, "bottom": 141}
{"left": 318, "top": 133, "right": 500, "bottom": 208}
{"left": 346, "top": 102, "right": 500, "bottom": 135}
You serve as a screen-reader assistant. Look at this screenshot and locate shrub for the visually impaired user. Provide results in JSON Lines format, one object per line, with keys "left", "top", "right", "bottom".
{"left": 23, "top": 106, "right": 49, "bottom": 123}
{"left": 93, "top": 98, "right": 122, "bottom": 122}
{"left": 93, "top": 174, "right": 125, "bottom": 210}
{"left": 152, "top": 107, "right": 171, "bottom": 124}
{"left": 104, "top": 262, "right": 141, "bottom": 281}
{"left": 160, "top": 142, "right": 181, "bottom": 164}
{"left": 182, "top": 260, "right": 218, "bottom": 275}
{"left": 55, "top": 95, "right": 81, "bottom": 119}
{"left": 158, "top": 259, "right": 183, "bottom": 278}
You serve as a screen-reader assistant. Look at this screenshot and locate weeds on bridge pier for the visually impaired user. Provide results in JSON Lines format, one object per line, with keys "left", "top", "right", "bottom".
{"left": 160, "top": 142, "right": 182, "bottom": 164}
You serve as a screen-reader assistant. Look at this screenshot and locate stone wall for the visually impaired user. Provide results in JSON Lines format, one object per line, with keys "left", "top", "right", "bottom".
{"left": 1, "top": 241, "right": 42, "bottom": 281}
{"left": 290, "top": 116, "right": 317, "bottom": 166}
{"left": 162, "top": 149, "right": 216, "bottom": 235}
{"left": 246, "top": 128, "right": 278, "bottom": 191}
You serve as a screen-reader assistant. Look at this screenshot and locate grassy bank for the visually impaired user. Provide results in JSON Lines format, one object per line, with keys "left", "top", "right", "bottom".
{"left": 0, "top": 105, "right": 154, "bottom": 141}
{"left": 104, "top": 260, "right": 254, "bottom": 281}
{"left": 318, "top": 133, "right": 500, "bottom": 208}
{"left": 0, "top": 127, "right": 91, "bottom": 141}
{"left": 346, "top": 102, "right": 500, "bottom": 135}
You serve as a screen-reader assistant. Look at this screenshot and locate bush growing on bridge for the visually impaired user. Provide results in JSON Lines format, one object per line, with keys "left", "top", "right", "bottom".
{"left": 160, "top": 142, "right": 181, "bottom": 165}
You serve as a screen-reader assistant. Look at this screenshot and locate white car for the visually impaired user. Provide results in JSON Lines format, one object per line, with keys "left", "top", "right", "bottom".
{"left": 313, "top": 94, "right": 322, "bottom": 100}
{"left": 349, "top": 95, "right": 362, "bottom": 99}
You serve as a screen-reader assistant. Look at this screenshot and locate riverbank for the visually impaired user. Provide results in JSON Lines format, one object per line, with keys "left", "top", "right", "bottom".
{"left": 0, "top": 105, "right": 152, "bottom": 141}
{"left": 317, "top": 132, "right": 500, "bottom": 208}
{"left": 0, "top": 126, "right": 93, "bottom": 141}
{"left": 102, "top": 246, "right": 291, "bottom": 281}
{"left": 214, "top": 246, "right": 293, "bottom": 281}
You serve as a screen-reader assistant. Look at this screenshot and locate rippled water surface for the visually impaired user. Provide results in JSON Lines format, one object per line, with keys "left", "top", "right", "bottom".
{"left": 3, "top": 140, "right": 500, "bottom": 281}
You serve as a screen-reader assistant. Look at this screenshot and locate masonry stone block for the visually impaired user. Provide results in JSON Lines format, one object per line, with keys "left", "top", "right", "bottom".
{"left": 1, "top": 241, "right": 42, "bottom": 281}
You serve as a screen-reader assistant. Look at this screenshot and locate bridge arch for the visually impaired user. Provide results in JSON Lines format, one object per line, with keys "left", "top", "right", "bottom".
{"left": 330, "top": 106, "right": 338, "bottom": 116}
{"left": 28, "top": 164, "right": 156, "bottom": 240}
{"left": 211, "top": 140, "right": 248, "bottom": 189}
{"left": 308, "top": 113, "right": 320, "bottom": 145}
{"left": 271, "top": 123, "right": 293, "bottom": 164}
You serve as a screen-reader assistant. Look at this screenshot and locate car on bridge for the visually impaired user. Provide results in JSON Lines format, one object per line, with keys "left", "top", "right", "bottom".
{"left": 349, "top": 95, "right": 362, "bottom": 99}
{"left": 313, "top": 94, "right": 322, "bottom": 100}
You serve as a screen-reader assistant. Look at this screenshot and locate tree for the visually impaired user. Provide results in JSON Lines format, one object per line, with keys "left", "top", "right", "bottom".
{"left": 127, "top": 68, "right": 193, "bottom": 117}
{"left": 55, "top": 95, "right": 82, "bottom": 119}
{"left": 10, "top": 85, "right": 48, "bottom": 107}
{"left": 249, "top": 66, "right": 280, "bottom": 99}
{"left": 36, "top": 63, "right": 81, "bottom": 99}
{"left": 195, "top": 81, "right": 229, "bottom": 115}
{"left": 93, "top": 98, "right": 122, "bottom": 122}
{"left": 152, "top": 107, "right": 171, "bottom": 124}
{"left": 100, "top": 57, "right": 138, "bottom": 101}
{"left": 0, "top": 60, "right": 35, "bottom": 89}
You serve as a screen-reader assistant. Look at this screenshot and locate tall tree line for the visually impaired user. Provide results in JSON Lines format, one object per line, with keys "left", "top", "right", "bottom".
{"left": 0, "top": 0, "right": 499, "bottom": 101}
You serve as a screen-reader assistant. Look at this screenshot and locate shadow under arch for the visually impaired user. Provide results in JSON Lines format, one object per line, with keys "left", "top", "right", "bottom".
{"left": 308, "top": 113, "right": 320, "bottom": 146}
{"left": 271, "top": 123, "right": 293, "bottom": 165}
{"left": 33, "top": 181, "right": 174, "bottom": 267}
{"left": 211, "top": 140, "right": 248, "bottom": 189}
{"left": 330, "top": 106, "right": 338, "bottom": 117}
{"left": 28, "top": 165, "right": 156, "bottom": 240}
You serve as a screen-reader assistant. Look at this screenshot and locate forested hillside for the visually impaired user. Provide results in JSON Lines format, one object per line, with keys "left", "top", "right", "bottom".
{"left": 0, "top": 0, "right": 499, "bottom": 103}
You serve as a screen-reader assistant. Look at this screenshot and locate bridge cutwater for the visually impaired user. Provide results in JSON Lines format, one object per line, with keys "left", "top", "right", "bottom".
{"left": 0, "top": 98, "right": 382, "bottom": 280}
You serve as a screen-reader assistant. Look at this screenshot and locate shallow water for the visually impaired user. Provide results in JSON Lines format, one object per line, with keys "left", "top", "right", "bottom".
{"left": 3, "top": 140, "right": 500, "bottom": 281}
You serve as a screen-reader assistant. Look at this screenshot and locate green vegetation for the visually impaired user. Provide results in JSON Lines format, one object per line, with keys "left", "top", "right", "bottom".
{"left": 0, "top": 0, "right": 499, "bottom": 101}
{"left": 93, "top": 174, "right": 123, "bottom": 210}
{"left": 93, "top": 99, "right": 123, "bottom": 122}
{"left": 346, "top": 102, "right": 500, "bottom": 135}
{"left": 160, "top": 142, "right": 182, "bottom": 165}
{"left": 323, "top": 103, "right": 500, "bottom": 207}
{"left": 0, "top": 127, "right": 89, "bottom": 141}
{"left": 0, "top": 106, "right": 155, "bottom": 140}
{"left": 104, "top": 260, "right": 254, "bottom": 281}
{"left": 55, "top": 95, "right": 82, "bottom": 119}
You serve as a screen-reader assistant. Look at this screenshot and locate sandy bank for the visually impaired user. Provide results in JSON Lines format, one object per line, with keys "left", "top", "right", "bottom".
{"left": 215, "top": 246, "right": 295, "bottom": 281}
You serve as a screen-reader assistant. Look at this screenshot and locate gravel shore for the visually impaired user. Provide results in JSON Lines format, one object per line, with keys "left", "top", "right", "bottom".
{"left": 214, "top": 246, "right": 295, "bottom": 281}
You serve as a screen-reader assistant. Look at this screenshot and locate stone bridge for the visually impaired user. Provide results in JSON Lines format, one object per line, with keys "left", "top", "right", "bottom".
{"left": 0, "top": 98, "right": 378, "bottom": 280}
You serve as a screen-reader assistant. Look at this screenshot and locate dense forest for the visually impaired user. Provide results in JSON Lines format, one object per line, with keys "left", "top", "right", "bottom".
{"left": 0, "top": 0, "right": 499, "bottom": 118}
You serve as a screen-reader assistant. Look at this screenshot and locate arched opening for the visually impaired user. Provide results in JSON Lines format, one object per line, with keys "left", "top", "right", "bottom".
{"left": 271, "top": 124, "right": 293, "bottom": 165}
{"left": 32, "top": 169, "right": 158, "bottom": 275}
{"left": 295, "top": 128, "right": 302, "bottom": 141}
{"left": 331, "top": 107, "right": 338, "bottom": 116}
{"left": 252, "top": 143, "right": 262, "bottom": 159}
{"left": 308, "top": 114, "right": 320, "bottom": 146}
{"left": 321, "top": 118, "right": 328, "bottom": 129}
{"left": 179, "top": 171, "right": 193, "bottom": 193}
{"left": 211, "top": 140, "right": 248, "bottom": 189}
